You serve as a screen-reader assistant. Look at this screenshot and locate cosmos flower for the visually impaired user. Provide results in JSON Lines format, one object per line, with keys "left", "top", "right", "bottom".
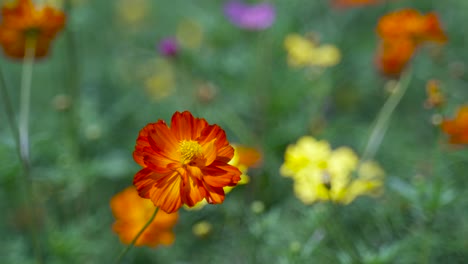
{"left": 157, "top": 37, "right": 179, "bottom": 57}
{"left": 224, "top": 0, "right": 275, "bottom": 30}
{"left": 375, "top": 9, "right": 447, "bottom": 77}
{"left": 441, "top": 106, "right": 468, "bottom": 144}
{"left": 133, "top": 111, "right": 241, "bottom": 213}
{"left": 284, "top": 33, "right": 341, "bottom": 68}
{"left": 0, "top": 0, "right": 66, "bottom": 59}
{"left": 280, "top": 136, "right": 384, "bottom": 205}
{"left": 110, "top": 186, "right": 178, "bottom": 247}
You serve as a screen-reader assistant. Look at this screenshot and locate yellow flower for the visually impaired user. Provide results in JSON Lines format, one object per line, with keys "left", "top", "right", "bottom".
{"left": 284, "top": 33, "right": 341, "bottom": 68}
{"left": 176, "top": 18, "right": 203, "bottom": 50}
{"left": 141, "top": 59, "right": 176, "bottom": 101}
{"left": 280, "top": 136, "right": 384, "bottom": 205}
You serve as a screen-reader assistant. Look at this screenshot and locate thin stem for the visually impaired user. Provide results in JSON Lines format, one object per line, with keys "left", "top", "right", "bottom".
{"left": 362, "top": 70, "right": 412, "bottom": 161}
{"left": 19, "top": 37, "right": 43, "bottom": 264}
{"left": 19, "top": 38, "right": 36, "bottom": 166}
{"left": 0, "top": 65, "right": 20, "bottom": 151}
{"left": 63, "top": 0, "right": 81, "bottom": 158}
{"left": 115, "top": 207, "right": 159, "bottom": 264}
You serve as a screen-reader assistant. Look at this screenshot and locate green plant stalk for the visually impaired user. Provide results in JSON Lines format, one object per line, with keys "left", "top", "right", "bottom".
{"left": 0, "top": 65, "right": 20, "bottom": 151}
{"left": 63, "top": 0, "right": 81, "bottom": 159}
{"left": 19, "top": 37, "right": 43, "bottom": 264}
{"left": 115, "top": 207, "right": 159, "bottom": 264}
{"left": 362, "top": 70, "right": 412, "bottom": 161}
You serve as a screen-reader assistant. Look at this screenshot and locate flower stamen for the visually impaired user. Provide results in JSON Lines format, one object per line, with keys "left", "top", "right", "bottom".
{"left": 179, "top": 140, "right": 203, "bottom": 165}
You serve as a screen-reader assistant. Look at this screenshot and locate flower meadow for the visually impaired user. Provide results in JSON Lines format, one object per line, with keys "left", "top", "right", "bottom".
{"left": 1, "top": 0, "right": 468, "bottom": 263}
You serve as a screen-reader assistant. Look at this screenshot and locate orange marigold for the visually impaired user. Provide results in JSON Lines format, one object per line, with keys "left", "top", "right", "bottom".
{"left": 376, "top": 38, "right": 416, "bottom": 77}
{"left": 375, "top": 9, "right": 447, "bottom": 77}
{"left": 441, "top": 106, "right": 468, "bottom": 144}
{"left": 133, "top": 111, "right": 241, "bottom": 213}
{"left": 110, "top": 186, "right": 178, "bottom": 247}
{"left": 377, "top": 9, "right": 447, "bottom": 44}
{"left": 0, "top": 0, "right": 66, "bottom": 59}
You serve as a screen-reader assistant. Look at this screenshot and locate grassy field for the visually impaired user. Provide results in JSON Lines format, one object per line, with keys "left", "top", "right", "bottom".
{"left": 1, "top": 0, "right": 468, "bottom": 263}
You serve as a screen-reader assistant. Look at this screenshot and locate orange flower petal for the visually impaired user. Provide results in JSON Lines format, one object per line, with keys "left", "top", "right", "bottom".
{"left": 170, "top": 111, "right": 208, "bottom": 140}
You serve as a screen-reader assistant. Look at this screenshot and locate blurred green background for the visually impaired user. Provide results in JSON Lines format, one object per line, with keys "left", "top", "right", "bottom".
{"left": 1, "top": 0, "right": 468, "bottom": 263}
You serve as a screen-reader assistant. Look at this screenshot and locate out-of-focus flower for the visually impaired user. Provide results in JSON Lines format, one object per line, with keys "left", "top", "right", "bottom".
{"left": 187, "top": 144, "right": 262, "bottom": 210}
{"left": 424, "top": 79, "right": 444, "bottom": 109}
{"left": 196, "top": 81, "right": 218, "bottom": 104}
{"left": 133, "top": 111, "right": 241, "bottom": 213}
{"left": 192, "top": 221, "right": 212, "bottom": 238}
{"left": 158, "top": 37, "right": 179, "bottom": 58}
{"left": 377, "top": 9, "right": 447, "bottom": 44}
{"left": 142, "top": 58, "right": 176, "bottom": 101}
{"left": 250, "top": 200, "right": 265, "bottom": 214}
{"left": 280, "top": 136, "right": 384, "bottom": 204}
{"left": 110, "top": 186, "right": 178, "bottom": 247}
{"left": 441, "top": 106, "right": 468, "bottom": 144}
{"left": 176, "top": 18, "right": 203, "bottom": 50}
{"left": 0, "top": 0, "right": 66, "bottom": 59}
{"left": 331, "top": 0, "right": 379, "bottom": 9}
{"left": 375, "top": 9, "right": 447, "bottom": 77}
{"left": 224, "top": 0, "right": 275, "bottom": 30}
{"left": 115, "top": 0, "right": 150, "bottom": 28}
{"left": 376, "top": 38, "right": 416, "bottom": 77}
{"left": 51, "top": 94, "right": 72, "bottom": 111}
{"left": 284, "top": 33, "right": 341, "bottom": 68}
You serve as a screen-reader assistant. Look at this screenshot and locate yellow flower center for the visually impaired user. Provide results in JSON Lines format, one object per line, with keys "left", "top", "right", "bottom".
{"left": 179, "top": 140, "right": 203, "bottom": 165}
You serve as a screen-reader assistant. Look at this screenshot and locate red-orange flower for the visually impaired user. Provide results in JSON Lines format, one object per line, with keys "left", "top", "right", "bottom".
{"left": 376, "top": 38, "right": 416, "bottom": 77}
{"left": 377, "top": 9, "right": 447, "bottom": 44}
{"left": 375, "top": 9, "right": 447, "bottom": 77}
{"left": 110, "top": 186, "right": 178, "bottom": 247}
{"left": 441, "top": 106, "right": 468, "bottom": 144}
{"left": 0, "top": 0, "right": 66, "bottom": 59}
{"left": 133, "top": 111, "right": 241, "bottom": 213}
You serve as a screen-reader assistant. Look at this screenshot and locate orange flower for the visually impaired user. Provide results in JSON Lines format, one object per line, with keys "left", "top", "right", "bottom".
{"left": 332, "top": 0, "right": 379, "bottom": 9}
{"left": 375, "top": 9, "right": 447, "bottom": 76}
{"left": 376, "top": 38, "right": 416, "bottom": 77}
{"left": 424, "top": 79, "right": 444, "bottom": 108}
{"left": 133, "top": 111, "right": 241, "bottom": 213}
{"left": 377, "top": 9, "right": 447, "bottom": 44}
{"left": 234, "top": 145, "right": 262, "bottom": 168}
{"left": 441, "top": 106, "right": 468, "bottom": 144}
{"left": 110, "top": 186, "right": 178, "bottom": 247}
{"left": 0, "top": 0, "right": 66, "bottom": 59}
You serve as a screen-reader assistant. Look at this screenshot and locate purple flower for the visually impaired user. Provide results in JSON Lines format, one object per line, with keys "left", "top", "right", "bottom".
{"left": 224, "top": 1, "right": 276, "bottom": 30}
{"left": 158, "top": 37, "right": 179, "bottom": 57}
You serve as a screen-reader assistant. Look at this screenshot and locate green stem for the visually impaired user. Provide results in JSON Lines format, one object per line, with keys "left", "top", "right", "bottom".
{"left": 19, "top": 38, "right": 36, "bottom": 166}
{"left": 63, "top": 0, "right": 81, "bottom": 159}
{"left": 19, "top": 37, "right": 43, "bottom": 264}
{"left": 0, "top": 65, "right": 20, "bottom": 151}
{"left": 362, "top": 70, "right": 412, "bottom": 161}
{"left": 115, "top": 207, "right": 159, "bottom": 264}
